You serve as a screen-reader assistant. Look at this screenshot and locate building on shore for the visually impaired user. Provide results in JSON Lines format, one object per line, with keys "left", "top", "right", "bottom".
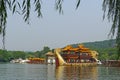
{"left": 45, "top": 52, "right": 55, "bottom": 64}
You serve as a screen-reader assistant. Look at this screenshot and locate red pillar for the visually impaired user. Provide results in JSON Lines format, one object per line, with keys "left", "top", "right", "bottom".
{"left": 55, "top": 58, "right": 59, "bottom": 66}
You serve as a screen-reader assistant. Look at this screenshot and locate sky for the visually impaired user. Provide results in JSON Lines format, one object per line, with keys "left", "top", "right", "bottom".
{"left": 0, "top": 0, "right": 113, "bottom": 51}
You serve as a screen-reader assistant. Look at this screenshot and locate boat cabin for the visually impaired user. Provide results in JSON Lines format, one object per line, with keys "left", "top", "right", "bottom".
{"left": 60, "top": 44, "right": 98, "bottom": 63}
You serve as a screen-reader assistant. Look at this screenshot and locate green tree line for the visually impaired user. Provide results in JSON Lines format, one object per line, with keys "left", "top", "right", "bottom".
{"left": 0, "top": 46, "right": 51, "bottom": 62}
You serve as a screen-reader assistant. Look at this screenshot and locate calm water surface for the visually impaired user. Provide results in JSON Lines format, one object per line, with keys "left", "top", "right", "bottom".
{"left": 0, "top": 63, "right": 120, "bottom": 80}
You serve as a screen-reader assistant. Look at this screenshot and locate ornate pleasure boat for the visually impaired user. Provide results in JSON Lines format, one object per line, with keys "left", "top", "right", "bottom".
{"left": 54, "top": 44, "right": 101, "bottom": 66}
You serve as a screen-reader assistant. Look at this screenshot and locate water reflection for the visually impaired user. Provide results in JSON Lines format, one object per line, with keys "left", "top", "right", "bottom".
{"left": 47, "top": 64, "right": 56, "bottom": 80}
{"left": 54, "top": 66, "right": 120, "bottom": 80}
{"left": 1, "top": 64, "right": 120, "bottom": 80}
{"left": 55, "top": 66, "right": 98, "bottom": 80}
{"left": 0, "top": 63, "right": 48, "bottom": 80}
{"left": 98, "top": 67, "right": 120, "bottom": 80}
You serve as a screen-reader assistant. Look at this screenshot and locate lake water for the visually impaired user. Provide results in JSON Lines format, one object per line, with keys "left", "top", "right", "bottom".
{"left": 0, "top": 63, "right": 120, "bottom": 80}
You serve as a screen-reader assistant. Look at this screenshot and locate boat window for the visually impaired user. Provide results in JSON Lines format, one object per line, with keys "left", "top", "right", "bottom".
{"left": 80, "top": 53, "right": 82, "bottom": 55}
{"left": 82, "top": 53, "right": 86, "bottom": 55}
{"left": 70, "top": 51, "right": 74, "bottom": 54}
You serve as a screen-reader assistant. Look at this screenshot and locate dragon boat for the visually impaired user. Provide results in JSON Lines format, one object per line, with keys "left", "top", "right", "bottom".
{"left": 54, "top": 44, "right": 101, "bottom": 66}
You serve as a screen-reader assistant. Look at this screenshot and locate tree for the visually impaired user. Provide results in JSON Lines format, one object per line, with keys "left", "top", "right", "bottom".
{"left": 0, "top": 49, "right": 10, "bottom": 62}
{"left": 103, "top": 0, "right": 120, "bottom": 59}
{"left": 40, "top": 46, "right": 51, "bottom": 58}
{"left": 99, "top": 52, "right": 109, "bottom": 60}
{"left": 0, "top": 0, "right": 120, "bottom": 58}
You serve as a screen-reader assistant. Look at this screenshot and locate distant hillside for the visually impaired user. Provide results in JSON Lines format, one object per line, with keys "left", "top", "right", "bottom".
{"left": 72, "top": 39, "right": 116, "bottom": 49}
{"left": 70, "top": 39, "right": 118, "bottom": 60}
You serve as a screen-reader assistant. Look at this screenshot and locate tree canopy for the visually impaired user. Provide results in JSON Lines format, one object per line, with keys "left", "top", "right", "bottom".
{"left": 0, "top": 0, "right": 120, "bottom": 58}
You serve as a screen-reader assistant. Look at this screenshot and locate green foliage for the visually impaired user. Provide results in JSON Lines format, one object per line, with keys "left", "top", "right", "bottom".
{"left": 84, "top": 39, "right": 115, "bottom": 49}
{"left": 0, "top": 46, "right": 51, "bottom": 62}
{"left": 33, "top": 46, "right": 51, "bottom": 58}
{"left": 103, "top": 0, "right": 120, "bottom": 59}
{"left": 99, "top": 52, "right": 109, "bottom": 60}
{"left": 97, "top": 48, "right": 118, "bottom": 60}
{"left": 0, "top": 50, "right": 10, "bottom": 62}
{"left": 39, "top": 46, "right": 51, "bottom": 58}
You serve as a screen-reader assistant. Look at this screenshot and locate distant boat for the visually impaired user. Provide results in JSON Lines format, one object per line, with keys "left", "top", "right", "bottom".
{"left": 27, "top": 58, "right": 45, "bottom": 64}
{"left": 54, "top": 44, "right": 102, "bottom": 66}
{"left": 10, "top": 58, "right": 29, "bottom": 63}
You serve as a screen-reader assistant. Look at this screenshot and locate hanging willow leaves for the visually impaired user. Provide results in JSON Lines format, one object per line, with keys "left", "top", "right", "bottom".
{"left": 103, "top": 0, "right": 120, "bottom": 59}
{"left": 0, "top": 0, "right": 7, "bottom": 49}
{"left": 1, "top": 0, "right": 120, "bottom": 60}
{"left": 23, "top": 0, "right": 31, "bottom": 23}
{"left": 34, "top": 0, "right": 42, "bottom": 17}
{"left": 76, "top": 0, "right": 80, "bottom": 9}
{"left": 0, "top": 0, "right": 43, "bottom": 49}
{"left": 55, "top": 0, "right": 81, "bottom": 13}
